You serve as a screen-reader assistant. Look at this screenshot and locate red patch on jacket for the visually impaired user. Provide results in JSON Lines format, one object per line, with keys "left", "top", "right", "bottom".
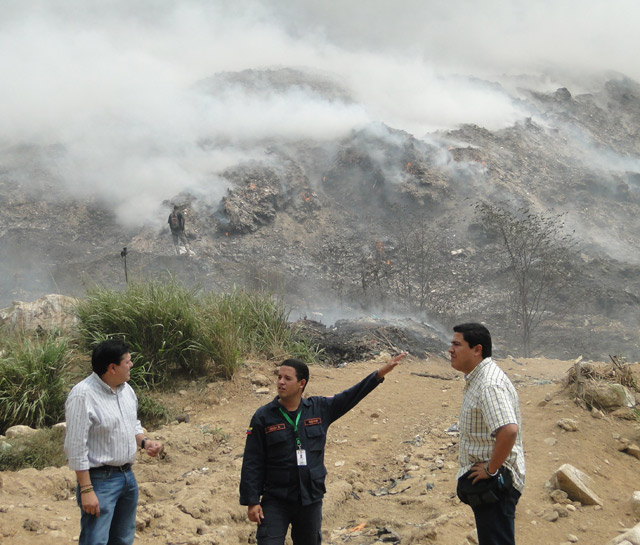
{"left": 265, "top": 423, "right": 286, "bottom": 434}
{"left": 304, "top": 418, "right": 322, "bottom": 426}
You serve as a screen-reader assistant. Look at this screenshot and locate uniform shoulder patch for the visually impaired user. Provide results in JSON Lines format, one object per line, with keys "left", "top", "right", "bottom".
{"left": 265, "top": 423, "right": 286, "bottom": 434}
{"left": 245, "top": 427, "right": 253, "bottom": 435}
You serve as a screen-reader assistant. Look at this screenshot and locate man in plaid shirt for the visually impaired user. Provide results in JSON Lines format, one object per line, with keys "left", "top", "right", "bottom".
{"left": 449, "top": 323, "right": 525, "bottom": 545}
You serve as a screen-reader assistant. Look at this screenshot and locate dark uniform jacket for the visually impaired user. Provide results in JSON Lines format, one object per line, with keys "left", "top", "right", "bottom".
{"left": 239, "top": 371, "right": 384, "bottom": 507}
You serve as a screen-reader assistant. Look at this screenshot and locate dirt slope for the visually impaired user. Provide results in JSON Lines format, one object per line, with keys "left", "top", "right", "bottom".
{"left": 1, "top": 355, "right": 639, "bottom": 545}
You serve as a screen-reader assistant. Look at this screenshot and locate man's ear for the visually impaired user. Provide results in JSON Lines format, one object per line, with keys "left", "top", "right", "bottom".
{"left": 472, "top": 344, "right": 483, "bottom": 358}
{"left": 298, "top": 379, "right": 307, "bottom": 390}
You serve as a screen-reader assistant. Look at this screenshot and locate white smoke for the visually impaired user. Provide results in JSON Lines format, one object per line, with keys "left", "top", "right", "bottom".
{"left": 1, "top": 0, "right": 637, "bottom": 226}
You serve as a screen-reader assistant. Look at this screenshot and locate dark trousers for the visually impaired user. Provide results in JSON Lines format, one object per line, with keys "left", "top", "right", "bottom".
{"left": 471, "top": 486, "right": 521, "bottom": 545}
{"left": 171, "top": 230, "right": 188, "bottom": 249}
{"left": 256, "top": 498, "right": 322, "bottom": 545}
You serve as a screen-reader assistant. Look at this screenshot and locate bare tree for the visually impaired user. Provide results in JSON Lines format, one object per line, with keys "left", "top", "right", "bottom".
{"left": 475, "top": 201, "right": 578, "bottom": 356}
{"left": 359, "top": 240, "right": 392, "bottom": 309}
{"left": 390, "top": 212, "right": 452, "bottom": 314}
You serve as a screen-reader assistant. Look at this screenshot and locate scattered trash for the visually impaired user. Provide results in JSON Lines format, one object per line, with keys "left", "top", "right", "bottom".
{"left": 377, "top": 526, "right": 401, "bottom": 543}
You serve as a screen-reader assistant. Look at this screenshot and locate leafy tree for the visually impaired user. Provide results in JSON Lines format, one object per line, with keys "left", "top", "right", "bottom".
{"left": 475, "top": 202, "right": 578, "bottom": 356}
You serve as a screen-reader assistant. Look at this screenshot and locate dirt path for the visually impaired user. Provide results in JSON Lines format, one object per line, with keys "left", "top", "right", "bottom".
{"left": 1, "top": 355, "right": 639, "bottom": 544}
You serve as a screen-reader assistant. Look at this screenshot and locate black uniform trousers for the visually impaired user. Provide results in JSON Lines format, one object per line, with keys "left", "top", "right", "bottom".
{"left": 257, "top": 497, "right": 322, "bottom": 545}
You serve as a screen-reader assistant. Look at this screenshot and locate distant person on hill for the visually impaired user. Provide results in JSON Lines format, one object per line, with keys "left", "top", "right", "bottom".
{"left": 240, "top": 353, "right": 405, "bottom": 545}
{"left": 64, "top": 339, "right": 163, "bottom": 545}
{"left": 168, "top": 204, "right": 189, "bottom": 255}
{"left": 449, "top": 323, "right": 525, "bottom": 545}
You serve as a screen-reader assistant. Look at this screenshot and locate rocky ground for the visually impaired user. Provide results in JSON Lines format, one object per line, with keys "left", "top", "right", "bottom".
{"left": 2, "top": 354, "right": 640, "bottom": 545}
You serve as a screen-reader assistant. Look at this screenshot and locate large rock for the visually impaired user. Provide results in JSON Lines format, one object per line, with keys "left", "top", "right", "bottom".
{"left": 617, "top": 437, "right": 640, "bottom": 460}
{"left": 0, "top": 294, "right": 79, "bottom": 334}
{"left": 5, "top": 425, "right": 38, "bottom": 438}
{"left": 551, "top": 464, "right": 602, "bottom": 506}
{"left": 581, "top": 381, "right": 636, "bottom": 411}
{"left": 631, "top": 491, "right": 640, "bottom": 520}
{"left": 608, "top": 521, "right": 640, "bottom": 544}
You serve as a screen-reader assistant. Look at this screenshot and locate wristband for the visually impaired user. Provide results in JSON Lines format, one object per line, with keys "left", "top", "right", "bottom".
{"left": 484, "top": 463, "right": 499, "bottom": 477}
{"left": 141, "top": 438, "right": 148, "bottom": 450}
{"left": 80, "top": 487, "right": 94, "bottom": 494}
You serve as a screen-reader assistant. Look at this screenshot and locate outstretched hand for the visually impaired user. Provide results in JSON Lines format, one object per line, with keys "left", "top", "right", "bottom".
{"left": 376, "top": 352, "right": 407, "bottom": 379}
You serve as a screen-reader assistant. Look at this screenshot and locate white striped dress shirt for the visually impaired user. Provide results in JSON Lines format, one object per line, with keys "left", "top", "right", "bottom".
{"left": 64, "top": 372, "right": 143, "bottom": 470}
{"left": 457, "top": 357, "right": 526, "bottom": 492}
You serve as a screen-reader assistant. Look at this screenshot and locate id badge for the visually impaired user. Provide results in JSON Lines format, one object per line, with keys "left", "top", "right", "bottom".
{"left": 296, "top": 448, "right": 307, "bottom": 466}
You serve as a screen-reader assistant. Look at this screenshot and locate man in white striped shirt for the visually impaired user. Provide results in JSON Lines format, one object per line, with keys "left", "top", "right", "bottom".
{"left": 449, "top": 323, "right": 525, "bottom": 545}
{"left": 64, "top": 339, "right": 163, "bottom": 545}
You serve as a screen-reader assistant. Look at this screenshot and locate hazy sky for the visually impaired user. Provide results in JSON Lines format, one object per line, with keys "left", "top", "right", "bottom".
{"left": 1, "top": 0, "right": 638, "bottom": 226}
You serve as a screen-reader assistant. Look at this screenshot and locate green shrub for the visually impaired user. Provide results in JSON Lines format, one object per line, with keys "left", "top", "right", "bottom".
{"left": 75, "top": 279, "right": 215, "bottom": 386}
{"left": 202, "top": 288, "right": 320, "bottom": 364}
{"left": 76, "top": 280, "right": 319, "bottom": 385}
{"left": 0, "top": 426, "right": 67, "bottom": 471}
{"left": 197, "top": 315, "right": 241, "bottom": 380}
{"left": 0, "top": 333, "right": 72, "bottom": 434}
{"left": 201, "top": 425, "right": 230, "bottom": 442}
{"left": 136, "top": 390, "right": 172, "bottom": 429}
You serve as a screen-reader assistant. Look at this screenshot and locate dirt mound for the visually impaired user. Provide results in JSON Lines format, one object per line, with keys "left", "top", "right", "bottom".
{"left": 292, "top": 317, "right": 448, "bottom": 365}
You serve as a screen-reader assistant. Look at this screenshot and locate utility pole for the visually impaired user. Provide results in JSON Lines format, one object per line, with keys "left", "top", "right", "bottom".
{"left": 120, "top": 247, "right": 128, "bottom": 283}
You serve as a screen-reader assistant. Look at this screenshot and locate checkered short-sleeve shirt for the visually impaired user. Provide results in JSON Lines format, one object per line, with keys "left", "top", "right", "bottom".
{"left": 457, "top": 358, "right": 525, "bottom": 492}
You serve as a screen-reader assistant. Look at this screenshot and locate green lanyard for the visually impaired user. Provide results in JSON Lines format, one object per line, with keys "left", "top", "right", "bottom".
{"left": 279, "top": 407, "right": 302, "bottom": 449}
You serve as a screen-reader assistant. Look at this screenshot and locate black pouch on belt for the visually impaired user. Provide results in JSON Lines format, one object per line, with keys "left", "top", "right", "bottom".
{"left": 456, "top": 467, "right": 512, "bottom": 508}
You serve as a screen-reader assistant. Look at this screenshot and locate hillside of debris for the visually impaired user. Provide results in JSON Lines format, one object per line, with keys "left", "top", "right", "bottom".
{"left": 1, "top": 71, "right": 640, "bottom": 359}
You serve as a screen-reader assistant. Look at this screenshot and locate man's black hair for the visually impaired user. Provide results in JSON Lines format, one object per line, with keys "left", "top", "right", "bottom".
{"left": 453, "top": 323, "right": 492, "bottom": 358}
{"left": 92, "top": 339, "right": 131, "bottom": 377}
{"left": 280, "top": 358, "right": 310, "bottom": 391}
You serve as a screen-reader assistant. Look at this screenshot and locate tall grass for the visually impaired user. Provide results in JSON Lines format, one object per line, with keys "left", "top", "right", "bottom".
{"left": 76, "top": 279, "right": 217, "bottom": 386}
{"left": 0, "top": 333, "right": 72, "bottom": 434}
{"left": 202, "top": 288, "right": 321, "bottom": 365}
{"left": 136, "top": 390, "right": 172, "bottom": 429}
{"left": 0, "top": 282, "right": 320, "bottom": 470}
{"left": 76, "top": 279, "right": 319, "bottom": 385}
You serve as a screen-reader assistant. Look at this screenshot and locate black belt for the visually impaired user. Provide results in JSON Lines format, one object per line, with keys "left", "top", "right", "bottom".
{"left": 89, "top": 463, "right": 132, "bottom": 472}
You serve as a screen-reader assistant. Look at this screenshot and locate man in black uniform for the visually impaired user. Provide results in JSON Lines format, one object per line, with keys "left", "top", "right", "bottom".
{"left": 239, "top": 354, "right": 404, "bottom": 545}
